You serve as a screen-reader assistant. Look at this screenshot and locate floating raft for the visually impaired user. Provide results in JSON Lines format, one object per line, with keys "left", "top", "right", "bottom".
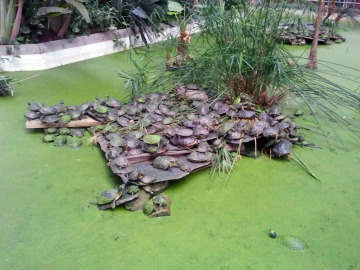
{"left": 25, "top": 116, "right": 101, "bottom": 129}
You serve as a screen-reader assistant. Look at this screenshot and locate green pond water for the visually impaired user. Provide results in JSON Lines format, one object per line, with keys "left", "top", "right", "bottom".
{"left": 1, "top": 32, "right": 360, "bottom": 269}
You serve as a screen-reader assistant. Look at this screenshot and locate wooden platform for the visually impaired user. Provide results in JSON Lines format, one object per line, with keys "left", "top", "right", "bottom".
{"left": 25, "top": 116, "right": 102, "bottom": 129}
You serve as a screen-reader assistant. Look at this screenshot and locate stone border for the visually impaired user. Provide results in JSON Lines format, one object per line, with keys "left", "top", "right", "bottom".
{"left": 0, "top": 22, "right": 200, "bottom": 72}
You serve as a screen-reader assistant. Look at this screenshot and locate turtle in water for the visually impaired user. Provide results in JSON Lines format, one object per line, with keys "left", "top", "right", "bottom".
{"left": 97, "top": 184, "right": 125, "bottom": 209}
{"left": 143, "top": 199, "right": 155, "bottom": 216}
{"left": 272, "top": 140, "right": 292, "bottom": 158}
{"left": 67, "top": 137, "right": 82, "bottom": 149}
{"left": 152, "top": 194, "right": 167, "bottom": 207}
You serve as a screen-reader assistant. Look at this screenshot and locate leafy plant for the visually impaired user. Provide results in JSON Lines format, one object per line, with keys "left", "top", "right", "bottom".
{"left": 0, "top": 76, "right": 15, "bottom": 96}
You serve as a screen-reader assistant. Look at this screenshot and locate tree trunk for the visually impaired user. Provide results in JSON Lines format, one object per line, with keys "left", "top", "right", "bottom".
{"left": 306, "top": 0, "right": 325, "bottom": 69}
{"left": 9, "top": 0, "right": 24, "bottom": 43}
{"left": 57, "top": 13, "right": 72, "bottom": 38}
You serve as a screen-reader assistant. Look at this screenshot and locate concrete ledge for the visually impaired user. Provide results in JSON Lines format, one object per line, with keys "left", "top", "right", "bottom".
{"left": 0, "top": 23, "right": 200, "bottom": 72}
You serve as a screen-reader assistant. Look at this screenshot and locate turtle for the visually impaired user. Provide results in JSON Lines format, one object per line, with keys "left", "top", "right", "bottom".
{"left": 128, "top": 169, "right": 141, "bottom": 181}
{"left": 67, "top": 109, "right": 82, "bottom": 120}
{"left": 43, "top": 134, "right": 55, "bottom": 143}
{"left": 27, "top": 101, "right": 43, "bottom": 111}
{"left": 45, "top": 127, "right": 58, "bottom": 134}
{"left": 67, "top": 137, "right": 82, "bottom": 148}
{"left": 198, "top": 104, "right": 210, "bottom": 115}
{"left": 187, "top": 151, "right": 213, "bottom": 163}
{"left": 53, "top": 101, "right": 66, "bottom": 113}
{"left": 24, "top": 111, "right": 40, "bottom": 120}
{"left": 152, "top": 156, "right": 179, "bottom": 170}
{"left": 105, "top": 96, "right": 121, "bottom": 108}
{"left": 40, "top": 106, "right": 58, "bottom": 115}
{"left": 163, "top": 118, "right": 174, "bottom": 125}
{"left": 238, "top": 110, "right": 256, "bottom": 119}
{"left": 269, "top": 229, "right": 277, "bottom": 239}
{"left": 78, "top": 102, "right": 90, "bottom": 112}
{"left": 143, "top": 200, "right": 155, "bottom": 215}
{"left": 126, "top": 139, "right": 141, "bottom": 149}
{"left": 272, "top": 140, "right": 292, "bottom": 157}
{"left": 58, "top": 127, "right": 71, "bottom": 135}
{"left": 94, "top": 104, "right": 109, "bottom": 114}
{"left": 262, "top": 127, "right": 279, "bottom": 138}
{"left": 268, "top": 105, "right": 281, "bottom": 116}
{"left": 41, "top": 114, "right": 60, "bottom": 124}
{"left": 110, "top": 136, "right": 126, "bottom": 147}
{"left": 103, "top": 124, "right": 118, "bottom": 133}
{"left": 113, "top": 156, "right": 129, "bottom": 168}
{"left": 153, "top": 194, "right": 167, "bottom": 207}
{"left": 126, "top": 131, "right": 144, "bottom": 140}
{"left": 127, "top": 185, "right": 140, "bottom": 195}
{"left": 212, "top": 139, "right": 225, "bottom": 150}
{"left": 172, "top": 135, "right": 197, "bottom": 147}
{"left": 226, "top": 131, "right": 242, "bottom": 140}
{"left": 248, "top": 121, "right": 268, "bottom": 136}
{"left": 70, "top": 128, "right": 86, "bottom": 138}
{"left": 194, "top": 126, "right": 209, "bottom": 139}
{"left": 105, "top": 147, "right": 123, "bottom": 160}
{"left": 97, "top": 184, "right": 125, "bottom": 209}
{"left": 216, "top": 104, "right": 230, "bottom": 115}
{"left": 117, "top": 117, "right": 130, "bottom": 127}
{"left": 53, "top": 136, "right": 67, "bottom": 146}
{"left": 58, "top": 114, "right": 72, "bottom": 124}
{"left": 126, "top": 106, "right": 139, "bottom": 117}
{"left": 217, "top": 123, "right": 234, "bottom": 137}
{"left": 175, "top": 128, "right": 194, "bottom": 137}
{"left": 197, "top": 142, "right": 211, "bottom": 153}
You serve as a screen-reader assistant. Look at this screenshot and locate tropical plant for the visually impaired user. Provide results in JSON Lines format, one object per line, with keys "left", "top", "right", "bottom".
{"left": 119, "top": 0, "right": 360, "bottom": 152}
{"left": 0, "top": 0, "right": 25, "bottom": 44}
{"left": 0, "top": 75, "right": 15, "bottom": 96}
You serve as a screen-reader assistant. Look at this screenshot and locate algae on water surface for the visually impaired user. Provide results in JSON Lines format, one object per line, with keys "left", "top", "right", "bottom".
{"left": 0, "top": 32, "right": 360, "bottom": 269}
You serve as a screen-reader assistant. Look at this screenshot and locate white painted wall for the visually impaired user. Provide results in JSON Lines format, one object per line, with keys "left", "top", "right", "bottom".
{"left": 0, "top": 23, "right": 200, "bottom": 72}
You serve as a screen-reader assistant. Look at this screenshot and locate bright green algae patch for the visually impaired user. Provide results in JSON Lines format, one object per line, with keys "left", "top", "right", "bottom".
{"left": 1, "top": 32, "right": 360, "bottom": 269}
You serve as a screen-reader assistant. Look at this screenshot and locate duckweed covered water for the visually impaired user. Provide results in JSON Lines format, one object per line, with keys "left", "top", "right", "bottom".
{"left": 1, "top": 32, "right": 360, "bottom": 269}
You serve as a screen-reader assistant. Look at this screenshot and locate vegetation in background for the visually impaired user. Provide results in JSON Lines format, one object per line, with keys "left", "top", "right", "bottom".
{"left": 119, "top": 0, "right": 360, "bottom": 151}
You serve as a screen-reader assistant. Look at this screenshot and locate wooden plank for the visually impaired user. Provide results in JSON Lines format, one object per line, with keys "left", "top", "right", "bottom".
{"left": 25, "top": 116, "right": 102, "bottom": 129}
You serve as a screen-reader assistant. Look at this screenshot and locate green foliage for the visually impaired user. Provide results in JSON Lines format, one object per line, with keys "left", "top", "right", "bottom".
{"left": 0, "top": 76, "right": 15, "bottom": 97}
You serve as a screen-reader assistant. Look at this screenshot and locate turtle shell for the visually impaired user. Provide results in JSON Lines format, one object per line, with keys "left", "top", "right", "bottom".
{"left": 197, "top": 142, "right": 211, "bottom": 153}
{"left": 45, "top": 127, "right": 58, "bottom": 134}
{"left": 217, "top": 123, "right": 234, "bottom": 137}
{"left": 54, "top": 136, "right": 67, "bottom": 146}
{"left": 248, "top": 121, "right": 268, "bottom": 136}
{"left": 110, "top": 137, "right": 126, "bottom": 147}
{"left": 58, "top": 114, "right": 72, "bottom": 124}
{"left": 117, "top": 117, "right": 130, "bottom": 127}
{"left": 94, "top": 105, "right": 109, "bottom": 114}
{"left": 67, "top": 137, "right": 82, "bottom": 148}
{"left": 40, "top": 106, "right": 57, "bottom": 115}
{"left": 268, "top": 105, "right": 281, "bottom": 116}
{"left": 28, "top": 101, "right": 43, "bottom": 111}
{"left": 238, "top": 110, "right": 256, "bottom": 119}
{"left": 105, "top": 97, "right": 121, "bottom": 108}
{"left": 143, "top": 134, "right": 162, "bottom": 145}
{"left": 67, "top": 110, "right": 82, "bottom": 119}
{"left": 106, "top": 147, "right": 123, "bottom": 160}
{"left": 187, "top": 151, "right": 213, "bottom": 163}
{"left": 113, "top": 156, "right": 129, "bottom": 168}
{"left": 58, "top": 127, "right": 71, "bottom": 135}
{"left": 126, "top": 131, "right": 143, "bottom": 140}
{"left": 53, "top": 102, "right": 66, "bottom": 113}
{"left": 126, "top": 139, "right": 141, "bottom": 149}
{"left": 43, "top": 134, "right": 55, "bottom": 143}
{"left": 70, "top": 128, "right": 86, "bottom": 138}
{"left": 175, "top": 128, "right": 193, "bottom": 137}
{"left": 198, "top": 104, "right": 210, "bottom": 115}
{"left": 41, "top": 114, "right": 60, "bottom": 123}
{"left": 25, "top": 111, "right": 40, "bottom": 120}
{"left": 273, "top": 140, "right": 292, "bottom": 157}
{"left": 194, "top": 126, "right": 209, "bottom": 139}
